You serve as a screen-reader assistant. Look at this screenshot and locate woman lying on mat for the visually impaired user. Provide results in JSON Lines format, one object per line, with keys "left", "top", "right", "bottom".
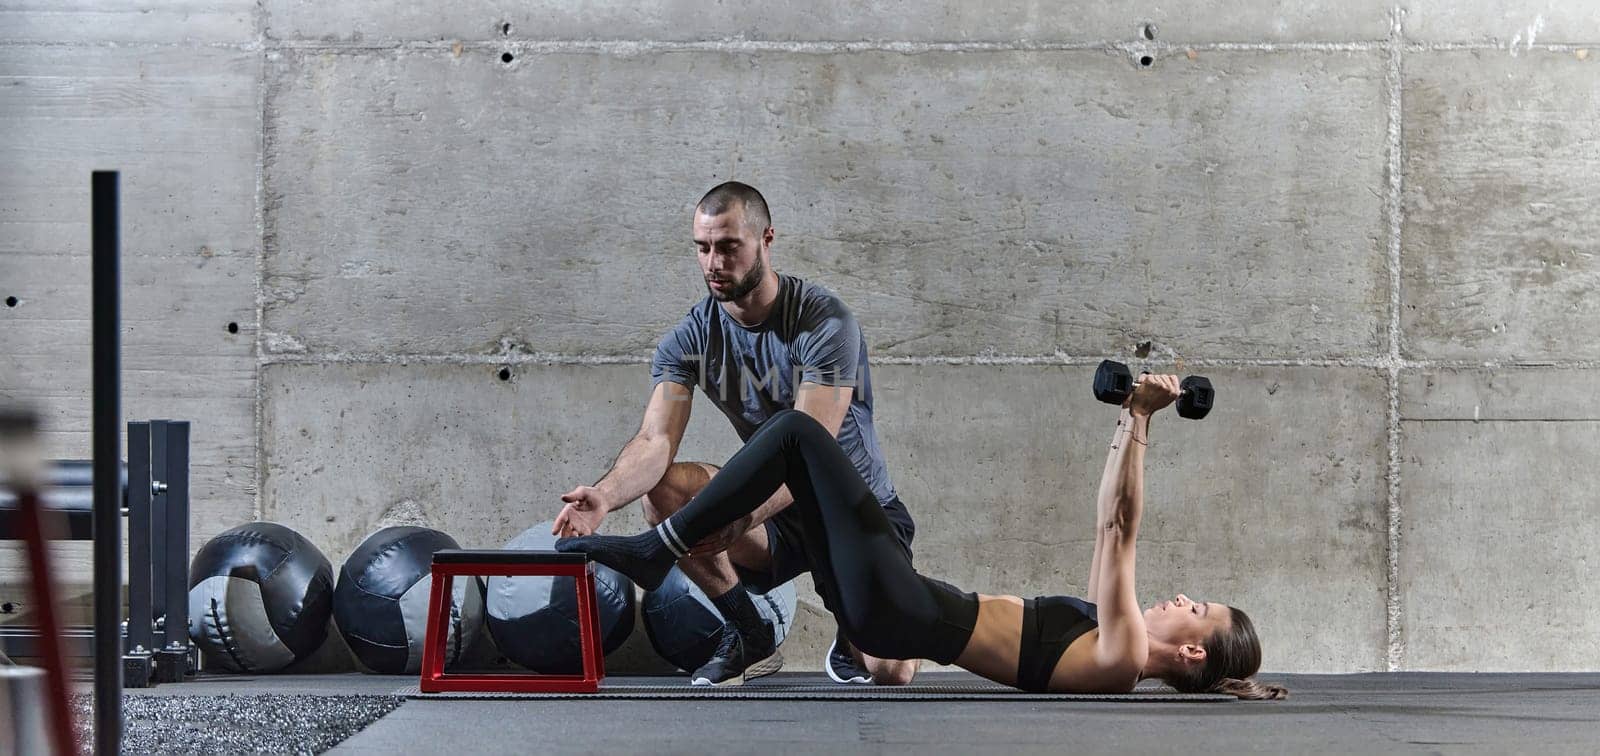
{"left": 558, "top": 375, "right": 1286, "bottom": 699}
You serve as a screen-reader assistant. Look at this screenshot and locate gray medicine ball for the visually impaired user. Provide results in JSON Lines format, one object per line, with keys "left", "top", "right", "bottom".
{"left": 334, "top": 526, "right": 485, "bottom": 674}
{"left": 485, "top": 521, "right": 637, "bottom": 673}
{"left": 187, "top": 522, "right": 334, "bottom": 673}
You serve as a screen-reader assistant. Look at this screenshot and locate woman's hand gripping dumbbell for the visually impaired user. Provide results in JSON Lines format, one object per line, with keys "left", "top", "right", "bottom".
{"left": 1092, "top": 360, "right": 1215, "bottom": 419}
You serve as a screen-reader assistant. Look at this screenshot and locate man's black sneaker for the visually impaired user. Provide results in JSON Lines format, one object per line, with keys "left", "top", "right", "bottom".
{"left": 690, "top": 622, "right": 783, "bottom": 687}
{"left": 824, "top": 630, "right": 873, "bottom": 685}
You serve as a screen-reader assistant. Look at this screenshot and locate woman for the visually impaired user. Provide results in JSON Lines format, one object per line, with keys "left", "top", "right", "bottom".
{"left": 558, "top": 375, "right": 1286, "bottom": 698}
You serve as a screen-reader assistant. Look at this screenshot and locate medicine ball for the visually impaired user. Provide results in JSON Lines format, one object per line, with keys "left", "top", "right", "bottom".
{"left": 333, "top": 526, "right": 485, "bottom": 674}
{"left": 642, "top": 565, "right": 796, "bottom": 673}
{"left": 187, "top": 522, "right": 334, "bottom": 673}
{"left": 485, "top": 521, "right": 635, "bottom": 673}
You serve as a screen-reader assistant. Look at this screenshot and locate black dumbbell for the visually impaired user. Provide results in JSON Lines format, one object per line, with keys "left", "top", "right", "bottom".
{"left": 1092, "top": 360, "right": 1215, "bottom": 420}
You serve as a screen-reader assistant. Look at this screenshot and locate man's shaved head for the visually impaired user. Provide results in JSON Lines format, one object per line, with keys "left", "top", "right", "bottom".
{"left": 696, "top": 181, "right": 771, "bottom": 233}
{"left": 692, "top": 182, "right": 776, "bottom": 304}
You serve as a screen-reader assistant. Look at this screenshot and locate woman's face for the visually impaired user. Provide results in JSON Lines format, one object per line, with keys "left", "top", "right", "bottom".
{"left": 1144, "top": 593, "right": 1231, "bottom": 646}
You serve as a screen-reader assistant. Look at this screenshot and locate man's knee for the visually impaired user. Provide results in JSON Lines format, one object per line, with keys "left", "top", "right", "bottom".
{"left": 847, "top": 630, "right": 920, "bottom": 685}
{"left": 643, "top": 462, "right": 712, "bottom": 525}
{"left": 641, "top": 479, "right": 688, "bottom": 526}
{"left": 864, "top": 657, "right": 919, "bottom": 686}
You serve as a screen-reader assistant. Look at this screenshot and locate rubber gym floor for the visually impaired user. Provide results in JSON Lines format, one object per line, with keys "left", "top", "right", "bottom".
{"left": 84, "top": 670, "right": 1600, "bottom": 754}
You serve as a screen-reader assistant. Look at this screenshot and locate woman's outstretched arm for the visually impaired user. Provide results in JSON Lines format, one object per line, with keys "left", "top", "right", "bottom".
{"left": 1090, "top": 375, "right": 1181, "bottom": 675}
{"left": 1087, "top": 409, "right": 1135, "bottom": 603}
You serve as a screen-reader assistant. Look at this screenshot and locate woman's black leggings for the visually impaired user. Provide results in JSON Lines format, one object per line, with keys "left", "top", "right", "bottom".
{"left": 662, "top": 409, "right": 979, "bottom": 664}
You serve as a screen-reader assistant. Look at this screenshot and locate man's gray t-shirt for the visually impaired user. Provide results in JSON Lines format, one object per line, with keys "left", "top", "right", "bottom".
{"left": 651, "top": 274, "right": 897, "bottom": 505}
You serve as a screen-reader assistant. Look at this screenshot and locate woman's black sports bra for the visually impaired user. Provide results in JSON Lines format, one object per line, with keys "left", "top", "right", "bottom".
{"left": 1016, "top": 595, "right": 1099, "bottom": 693}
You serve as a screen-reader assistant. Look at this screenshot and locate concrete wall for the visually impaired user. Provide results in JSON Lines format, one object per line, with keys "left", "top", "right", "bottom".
{"left": 3, "top": 1, "right": 1598, "bottom": 673}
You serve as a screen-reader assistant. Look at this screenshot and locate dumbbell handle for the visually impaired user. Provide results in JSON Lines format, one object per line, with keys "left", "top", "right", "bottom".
{"left": 1130, "top": 375, "right": 1195, "bottom": 397}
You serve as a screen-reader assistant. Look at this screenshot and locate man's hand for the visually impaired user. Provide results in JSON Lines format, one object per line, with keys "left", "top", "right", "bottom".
{"left": 553, "top": 485, "right": 615, "bottom": 537}
{"left": 690, "top": 514, "right": 755, "bottom": 555}
{"left": 1127, "top": 373, "right": 1182, "bottom": 417}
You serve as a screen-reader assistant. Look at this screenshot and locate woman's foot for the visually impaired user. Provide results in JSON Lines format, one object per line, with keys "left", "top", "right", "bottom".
{"left": 554, "top": 532, "right": 675, "bottom": 591}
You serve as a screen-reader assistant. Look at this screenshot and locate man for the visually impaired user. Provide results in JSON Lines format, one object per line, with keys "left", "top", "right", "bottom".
{"left": 553, "top": 182, "right": 919, "bottom": 687}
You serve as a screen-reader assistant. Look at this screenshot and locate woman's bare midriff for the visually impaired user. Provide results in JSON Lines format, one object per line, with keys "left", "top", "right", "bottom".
{"left": 953, "top": 593, "right": 1133, "bottom": 693}
{"left": 953, "top": 594, "right": 1024, "bottom": 686}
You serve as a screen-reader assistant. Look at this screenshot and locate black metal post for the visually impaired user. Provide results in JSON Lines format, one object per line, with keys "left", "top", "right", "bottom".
{"left": 124, "top": 421, "right": 154, "bottom": 687}
{"left": 126, "top": 422, "right": 152, "bottom": 651}
{"left": 149, "top": 420, "right": 168, "bottom": 619}
{"left": 91, "top": 170, "right": 124, "bottom": 755}
{"left": 150, "top": 419, "right": 189, "bottom": 682}
{"left": 162, "top": 421, "right": 191, "bottom": 653}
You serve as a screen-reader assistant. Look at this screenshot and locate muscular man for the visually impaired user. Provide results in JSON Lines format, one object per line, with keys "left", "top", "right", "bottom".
{"left": 553, "top": 182, "right": 918, "bottom": 687}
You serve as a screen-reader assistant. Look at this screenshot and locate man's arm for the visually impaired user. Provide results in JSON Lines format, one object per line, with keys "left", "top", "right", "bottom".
{"left": 553, "top": 381, "right": 693, "bottom": 537}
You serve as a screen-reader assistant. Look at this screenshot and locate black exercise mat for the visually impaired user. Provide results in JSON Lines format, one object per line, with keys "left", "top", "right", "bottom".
{"left": 397, "top": 679, "right": 1231, "bottom": 701}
